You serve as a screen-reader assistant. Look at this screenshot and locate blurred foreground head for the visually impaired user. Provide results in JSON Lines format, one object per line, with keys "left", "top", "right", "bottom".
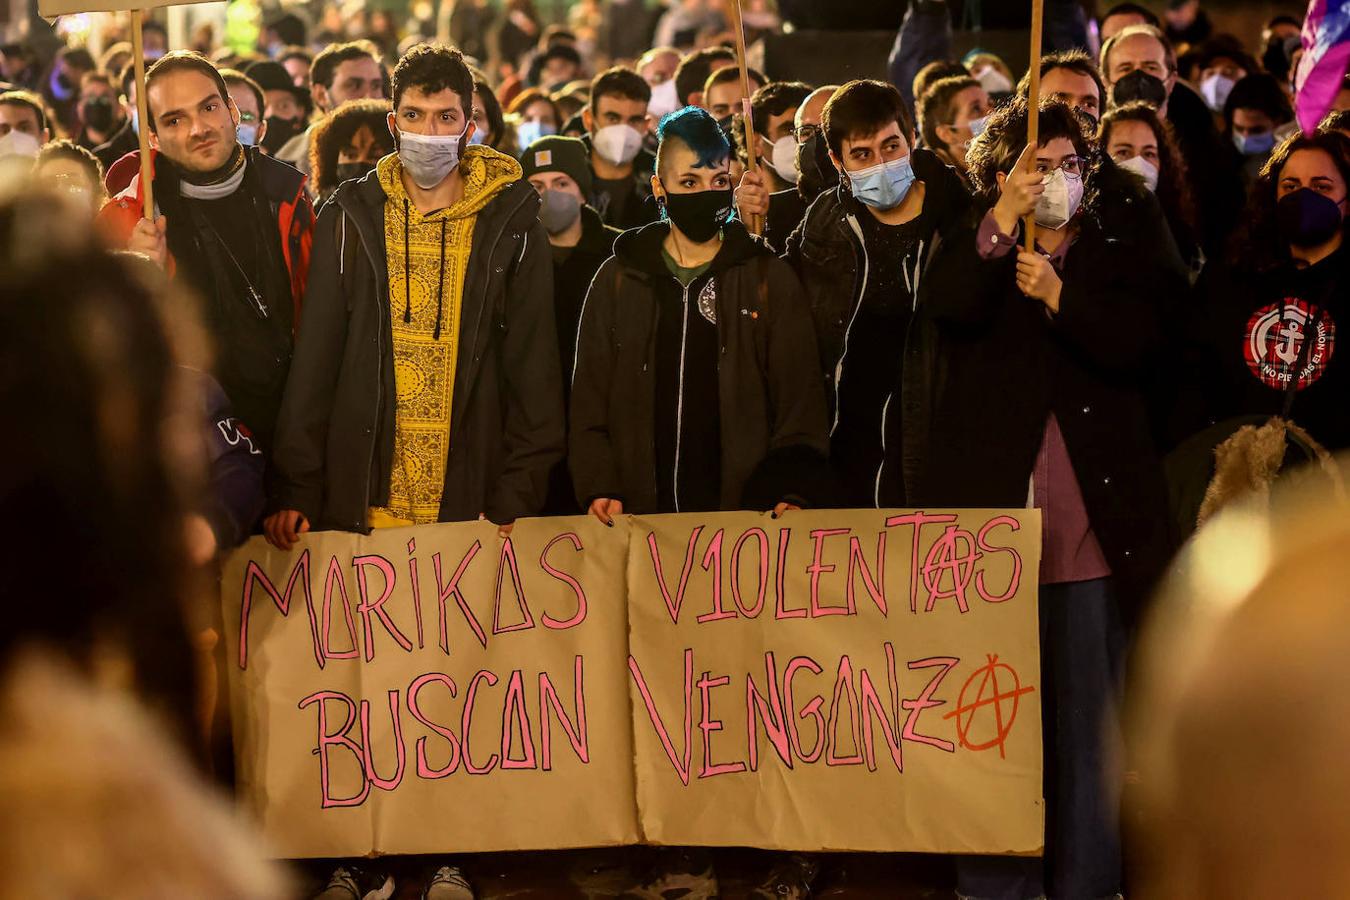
{"left": 1130, "top": 465, "right": 1350, "bottom": 898}
{"left": 0, "top": 186, "right": 204, "bottom": 724}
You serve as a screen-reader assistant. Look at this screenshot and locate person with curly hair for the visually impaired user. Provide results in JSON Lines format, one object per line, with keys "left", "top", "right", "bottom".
{"left": 307, "top": 98, "right": 393, "bottom": 205}
{"left": 915, "top": 96, "right": 1188, "bottom": 900}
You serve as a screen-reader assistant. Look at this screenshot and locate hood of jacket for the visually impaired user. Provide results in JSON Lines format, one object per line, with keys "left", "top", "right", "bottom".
{"left": 612, "top": 216, "right": 769, "bottom": 280}
{"left": 377, "top": 144, "right": 522, "bottom": 220}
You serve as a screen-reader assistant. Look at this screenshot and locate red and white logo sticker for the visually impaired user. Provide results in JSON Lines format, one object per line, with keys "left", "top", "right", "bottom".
{"left": 1244, "top": 299, "right": 1336, "bottom": 392}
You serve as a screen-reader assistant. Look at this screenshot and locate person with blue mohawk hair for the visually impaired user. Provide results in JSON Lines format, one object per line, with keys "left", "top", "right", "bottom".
{"left": 569, "top": 104, "right": 832, "bottom": 530}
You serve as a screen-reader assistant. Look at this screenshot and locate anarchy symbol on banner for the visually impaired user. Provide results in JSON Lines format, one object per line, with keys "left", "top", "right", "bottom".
{"left": 943, "top": 654, "right": 1036, "bottom": 759}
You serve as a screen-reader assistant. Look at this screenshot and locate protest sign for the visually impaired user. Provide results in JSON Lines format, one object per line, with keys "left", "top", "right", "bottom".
{"left": 222, "top": 508, "right": 1043, "bottom": 859}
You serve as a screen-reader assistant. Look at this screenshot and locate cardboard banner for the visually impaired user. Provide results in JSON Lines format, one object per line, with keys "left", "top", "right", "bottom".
{"left": 39, "top": 0, "right": 212, "bottom": 18}
{"left": 222, "top": 509, "right": 1043, "bottom": 859}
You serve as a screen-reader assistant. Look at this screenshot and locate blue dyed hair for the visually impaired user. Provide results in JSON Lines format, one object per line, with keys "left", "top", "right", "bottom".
{"left": 656, "top": 106, "right": 730, "bottom": 175}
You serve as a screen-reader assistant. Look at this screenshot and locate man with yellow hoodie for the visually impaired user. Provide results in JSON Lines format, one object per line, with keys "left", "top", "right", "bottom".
{"left": 265, "top": 43, "right": 563, "bottom": 555}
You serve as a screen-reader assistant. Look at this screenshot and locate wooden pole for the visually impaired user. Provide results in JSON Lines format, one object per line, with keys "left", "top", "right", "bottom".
{"left": 1022, "top": 0, "right": 1043, "bottom": 252}
{"left": 131, "top": 8, "right": 155, "bottom": 220}
{"left": 725, "top": 0, "right": 763, "bottom": 236}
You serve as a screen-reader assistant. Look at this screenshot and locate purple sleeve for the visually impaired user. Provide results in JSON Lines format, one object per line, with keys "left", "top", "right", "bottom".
{"left": 976, "top": 209, "right": 1020, "bottom": 260}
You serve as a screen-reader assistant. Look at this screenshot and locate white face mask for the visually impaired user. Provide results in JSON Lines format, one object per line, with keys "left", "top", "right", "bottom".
{"left": 1116, "top": 154, "right": 1159, "bottom": 193}
{"left": 648, "top": 78, "right": 679, "bottom": 121}
{"left": 396, "top": 126, "right": 466, "bottom": 189}
{"left": 1034, "top": 167, "right": 1084, "bottom": 231}
{"left": 0, "top": 129, "right": 41, "bottom": 159}
{"left": 1200, "top": 72, "right": 1236, "bottom": 112}
{"left": 767, "top": 135, "right": 799, "bottom": 184}
{"left": 593, "top": 123, "right": 644, "bottom": 166}
{"left": 973, "top": 65, "right": 1014, "bottom": 95}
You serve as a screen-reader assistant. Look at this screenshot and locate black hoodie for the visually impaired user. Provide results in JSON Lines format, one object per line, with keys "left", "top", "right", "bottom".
{"left": 569, "top": 219, "right": 831, "bottom": 513}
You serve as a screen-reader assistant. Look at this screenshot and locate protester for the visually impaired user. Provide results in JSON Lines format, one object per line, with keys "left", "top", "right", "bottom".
{"left": 1100, "top": 101, "right": 1203, "bottom": 276}
{"left": 220, "top": 68, "right": 266, "bottom": 149}
{"left": 570, "top": 105, "right": 829, "bottom": 523}
{"left": 582, "top": 65, "right": 657, "bottom": 228}
{"left": 91, "top": 66, "right": 140, "bottom": 171}
{"left": 750, "top": 80, "right": 811, "bottom": 193}
{"left": 97, "top": 51, "right": 315, "bottom": 457}
{"left": 506, "top": 86, "right": 561, "bottom": 152}
{"left": 519, "top": 134, "right": 619, "bottom": 514}
{"left": 0, "top": 188, "right": 288, "bottom": 899}
{"left": 308, "top": 98, "right": 394, "bottom": 205}
{"left": 266, "top": 42, "right": 561, "bottom": 554}
{"left": 1100, "top": 1, "right": 1160, "bottom": 41}
{"left": 276, "top": 40, "right": 385, "bottom": 179}
{"left": 910, "top": 58, "right": 970, "bottom": 125}
{"left": 1194, "top": 36, "right": 1258, "bottom": 115}
{"left": 530, "top": 42, "right": 583, "bottom": 92}
{"left": 964, "top": 52, "right": 1015, "bottom": 99}
{"left": 917, "top": 75, "right": 989, "bottom": 181}
{"left": 1224, "top": 72, "right": 1295, "bottom": 185}
{"left": 917, "top": 96, "right": 1183, "bottom": 900}
{"left": 701, "top": 63, "right": 764, "bottom": 124}
{"left": 1102, "top": 23, "right": 1245, "bottom": 260}
{"left": 75, "top": 72, "right": 125, "bottom": 155}
{"left": 0, "top": 90, "right": 49, "bottom": 161}
{"left": 779, "top": 79, "right": 972, "bottom": 507}
{"left": 243, "top": 60, "right": 310, "bottom": 156}
{"left": 42, "top": 46, "right": 94, "bottom": 137}
{"left": 279, "top": 46, "right": 313, "bottom": 89}
{"left": 672, "top": 45, "right": 736, "bottom": 109}
{"left": 1193, "top": 130, "right": 1350, "bottom": 452}
{"left": 1019, "top": 49, "right": 1106, "bottom": 124}
{"left": 1164, "top": 0, "right": 1213, "bottom": 47}
{"left": 34, "top": 139, "right": 105, "bottom": 217}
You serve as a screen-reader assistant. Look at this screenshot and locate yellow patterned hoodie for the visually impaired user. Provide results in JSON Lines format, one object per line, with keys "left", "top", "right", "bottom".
{"left": 369, "top": 145, "right": 523, "bottom": 527}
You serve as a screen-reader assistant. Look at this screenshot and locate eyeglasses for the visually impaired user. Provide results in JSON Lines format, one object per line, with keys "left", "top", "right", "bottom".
{"left": 1034, "top": 155, "right": 1084, "bottom": 177}
{"left": 794, "top": 123, "right": 820, "bottom": 143}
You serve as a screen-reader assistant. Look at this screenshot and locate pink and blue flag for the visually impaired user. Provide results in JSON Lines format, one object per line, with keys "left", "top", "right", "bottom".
{"left": 1294, "top": 0, "right": 1350, "bottom": 132}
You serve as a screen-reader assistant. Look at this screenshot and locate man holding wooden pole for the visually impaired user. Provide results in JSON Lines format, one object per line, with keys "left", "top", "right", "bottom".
{"left": 96, "top": 49, "right": 315, "bottom": 456}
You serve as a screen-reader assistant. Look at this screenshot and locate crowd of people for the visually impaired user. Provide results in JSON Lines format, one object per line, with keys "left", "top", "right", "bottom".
{"left": 1, "top": 0, "right": 1349, "bottom": 897}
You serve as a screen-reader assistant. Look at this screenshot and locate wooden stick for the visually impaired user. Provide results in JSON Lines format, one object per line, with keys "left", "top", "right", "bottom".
{"left": 725, "top": 0, "right": 763, "bottom": 236}
{"left": 1023, "top": 0, "right": 1043, "bottom": 252}
{"left": 131, "top": 8, "right": 155, "bottom": 220}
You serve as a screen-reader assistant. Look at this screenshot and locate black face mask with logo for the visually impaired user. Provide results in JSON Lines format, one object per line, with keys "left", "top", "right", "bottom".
{"left": 261, "top": 116, "right": 304, "bottom": 155}
{"left": 1111, "top": 71, "right": 1169, "bottom": 109}
{"left": 661, "top": 187, "right": 734, "bottom": 243}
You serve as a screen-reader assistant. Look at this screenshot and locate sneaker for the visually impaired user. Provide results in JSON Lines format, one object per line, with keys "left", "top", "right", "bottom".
{"left": 424, "top": 865, "right": 475, "bottom": 900}
{"left": 314, "top": 865, "right": 395, "bottom": 900}
{"left": 749, "top": 853, "right": 819, "bottom": 898}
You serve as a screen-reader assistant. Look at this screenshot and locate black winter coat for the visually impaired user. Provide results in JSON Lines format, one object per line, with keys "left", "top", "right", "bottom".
{"left": 569, "top": 220, "right": 830, "bottom": 513}
{"left": 914, "top": 175, "right": 1186, "bottom": 609}
{"left": 269, "top": 168, "right": 564, "bottom": 531}
{"left": 782, "top": 148, "right": 973, "bottom": 504}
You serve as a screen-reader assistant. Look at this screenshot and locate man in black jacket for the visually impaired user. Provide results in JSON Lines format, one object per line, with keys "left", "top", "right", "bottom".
{"left": 750, "top": 79, "right": 973, "bottom": 508}
{"left": 521, "top": 134, "right": 621, "bottom": 514}
{"left": 570, "top": 106, "right": 829, "bottom": 524}
{"left": 582, "top": 66, "right": 660, "bottom": 230}
{"left": 265, "top": 43, "right": 562, "bottom": 550}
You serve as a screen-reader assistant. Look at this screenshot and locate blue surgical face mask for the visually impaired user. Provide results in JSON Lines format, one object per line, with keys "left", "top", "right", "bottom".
{"left": 847, "top": 155, "right": 915, "bottom": 210}
{"left": 1233, "top": 130, "right": 1276, "bottom": 157}
{"left": 967, "top": 114, "right": 990, "bottom": 139}
{"left": 130, "top": 108, "right": 139, "bottom": 136}
{"left": 467, "top": 127, "right": 489, "bottom": 146}
{"left": 237, "top": 122, "right": 260, "bottom": 146}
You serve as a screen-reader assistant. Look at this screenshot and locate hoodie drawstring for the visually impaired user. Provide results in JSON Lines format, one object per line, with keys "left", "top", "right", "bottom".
{"left": 402, "top": 199, "right": 412, "bottom": 325}
{"left": 402, "top": 200, "right": 449, "bottom": 341}
{"left": 433, "top": 218, "right": 447, "bottom": 341}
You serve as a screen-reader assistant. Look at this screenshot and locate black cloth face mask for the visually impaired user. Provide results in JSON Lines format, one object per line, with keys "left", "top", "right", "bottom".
{"left": 81, "top": 96, "right": 116, "bottom": 132}
{"left": 334, "top": 160, "right": 375, "bottom": 183}
{"left": 661, "top": 186, "right": 734, "bottom": 243}
{"left": 261, "top": 116, "right": 304, "bottom": 155}
{"left": 1111, "top": 71, "right": 1168, "bottom": 109}
{"left": 1277, "top": 188, "right": 1347, "bottom": 249}
{"left": 796, "top": 131, "right": 839, "bottom": 202}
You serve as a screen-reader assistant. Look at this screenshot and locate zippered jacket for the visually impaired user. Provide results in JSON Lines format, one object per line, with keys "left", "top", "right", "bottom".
{"left": 782, "top": 148, "right": 972, "bottom": 505}
{"left": 569, "top": 219, "right": 830, "bottom": 513}
{"left": 268, "top": 157, "right": 564, "bottom": 531}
